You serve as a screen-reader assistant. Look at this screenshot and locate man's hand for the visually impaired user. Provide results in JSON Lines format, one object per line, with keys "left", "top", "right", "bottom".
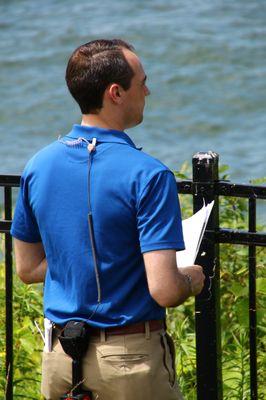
{"left": 143, "top": 249, "right": 206, "bottom": 307}
{"left": 14, "top": 238, "right": 47, "bottom": 284}
{"left": 178, "top": 265, "right": 205, "bottom": 296}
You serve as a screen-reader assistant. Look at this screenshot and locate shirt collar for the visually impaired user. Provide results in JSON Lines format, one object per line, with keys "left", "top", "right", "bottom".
{"left": 66, "top": 124, "right": 140, "bottom": 149}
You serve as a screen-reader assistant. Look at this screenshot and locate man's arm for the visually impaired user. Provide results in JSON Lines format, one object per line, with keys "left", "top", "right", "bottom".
{"left": 14, "top": 238, "right": 47, "bottom": 284}
{"left": 143, "top": 249, "right": 205, "bottom": 307}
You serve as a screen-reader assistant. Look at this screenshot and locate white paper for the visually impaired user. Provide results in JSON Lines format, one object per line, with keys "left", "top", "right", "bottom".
{"left": 176, "top": 201, "right": 214, "bottom": 268}
{"left": 44, "top": 318, "right": 53, "bottom": 352}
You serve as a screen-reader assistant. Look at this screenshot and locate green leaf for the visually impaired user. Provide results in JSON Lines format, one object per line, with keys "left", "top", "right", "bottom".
{"left": 235, "top": 298, "right": 249, "bottom": 327}
{"left": 249, "top": 177, "right": 266, "bottom": 185}
{"left": 229, "top": 282, "right": 248, "bottom": 298}
{"left": 257, "top": 277, "right": 266, "bottom": 294}
{"left": 235, "top": 266, "right": 248, "bottom": 275}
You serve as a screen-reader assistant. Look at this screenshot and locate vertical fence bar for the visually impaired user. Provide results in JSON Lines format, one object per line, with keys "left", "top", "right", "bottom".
{"left": 192, "top": 152, "right": 222, "bottom": 400}
{"left": 5, "top": 186, "right": 13, "bottom": 400}
{"left": 248, "top": 198, "right": 257, "bottom": 399}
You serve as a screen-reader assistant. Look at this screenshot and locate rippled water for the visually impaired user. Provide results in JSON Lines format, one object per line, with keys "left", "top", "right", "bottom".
{"left": 1, "top": 0, "right": 266, "bottom": 183}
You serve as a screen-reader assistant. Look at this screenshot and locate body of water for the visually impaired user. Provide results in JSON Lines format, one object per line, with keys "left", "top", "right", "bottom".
{"left": 1, "top": 0, "right": 266, "bottom": 183}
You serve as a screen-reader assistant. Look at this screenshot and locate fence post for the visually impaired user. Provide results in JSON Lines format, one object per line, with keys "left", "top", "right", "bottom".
{"left": 192, "top": 152, "right": 222, "bottom": 400}
{"left": 5, "top": 186, "right": 13, "bottom": 400}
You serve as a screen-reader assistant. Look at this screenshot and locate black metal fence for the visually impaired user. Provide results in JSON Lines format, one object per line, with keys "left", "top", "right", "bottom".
{"left": 1, "top": 152, "right": 265, "bottom": 400}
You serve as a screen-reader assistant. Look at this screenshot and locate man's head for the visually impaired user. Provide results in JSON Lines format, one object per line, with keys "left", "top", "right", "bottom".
{"left": 66, "top": 39, "right": 149, "bottom": 129}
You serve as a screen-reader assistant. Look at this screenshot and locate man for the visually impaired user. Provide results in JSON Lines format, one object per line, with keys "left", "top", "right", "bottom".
{"left": 11, "top": 39, "right": 205, "bottom": 400}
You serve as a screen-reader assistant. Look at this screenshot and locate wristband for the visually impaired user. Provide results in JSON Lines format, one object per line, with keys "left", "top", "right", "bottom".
{"left": 184, "top": 274, "right": 193, "bottom": 295}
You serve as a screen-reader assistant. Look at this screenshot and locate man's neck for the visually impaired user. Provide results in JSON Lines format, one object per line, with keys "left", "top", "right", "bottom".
{"left": 81, "top": 114, "right": 125, "bottom": 132}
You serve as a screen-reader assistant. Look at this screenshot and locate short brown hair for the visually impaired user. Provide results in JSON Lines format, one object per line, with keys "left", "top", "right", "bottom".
{"left": 65, "top": 39, "right": 135, "bottom": 114}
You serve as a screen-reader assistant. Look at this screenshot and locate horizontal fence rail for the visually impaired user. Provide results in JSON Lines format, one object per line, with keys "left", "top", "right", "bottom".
{"left": 177, "top": 180, "right": 266, "bottom": 199}
{"left": 1, "top": 153, "right": 265, "bottom": 400}
{"left": 0, "top": 175, "right": 20, "bottom": 188}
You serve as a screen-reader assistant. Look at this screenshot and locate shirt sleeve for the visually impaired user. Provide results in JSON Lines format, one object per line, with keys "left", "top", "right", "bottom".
{"left": 137, "top": 170, "right": 185, "bottom": 253}
{"left": 10, "top": 173, "right": 42, "bottom": 243}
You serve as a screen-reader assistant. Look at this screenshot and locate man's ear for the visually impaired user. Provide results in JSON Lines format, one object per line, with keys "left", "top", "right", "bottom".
{"left": 107, "top": 83, "right": 124, "bottom": 104}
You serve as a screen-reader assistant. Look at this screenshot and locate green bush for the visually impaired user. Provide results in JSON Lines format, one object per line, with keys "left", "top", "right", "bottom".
{"left": 169, "top": 165, "right": 266, "bottom": 399}
{"left": 0, "top": 267, "right": 43, "bottom": 399}
{"left": 0, "top": 166, "right": 265, "bottom": 399}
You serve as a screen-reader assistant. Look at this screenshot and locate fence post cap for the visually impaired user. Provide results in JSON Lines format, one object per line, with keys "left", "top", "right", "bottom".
{"left": 193, "top": 151, "right": 219, "bottom": 163}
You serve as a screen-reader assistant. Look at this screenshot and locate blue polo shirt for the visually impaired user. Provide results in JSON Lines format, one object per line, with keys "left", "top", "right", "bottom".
{"left": 11, "top": 125, "right": 184, "bottom": 327}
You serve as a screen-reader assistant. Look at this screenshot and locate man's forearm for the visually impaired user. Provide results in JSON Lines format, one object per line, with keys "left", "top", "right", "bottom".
{"left": 14, "top": 239, "right": 47, "bottom": 284}
{"left": 170, "top": 270, "right": 192, "bottom": 307}
{"left": 164, "top": 266, "right": 205, "bottom": 307}
{"left": 174, "top": 265, "right": 205, "bottom": 306}
{"left": 18, "top": 257, "right": 47, "bottom": 284}
{"left": 143, "top": 250, "right": 205, "bottom": 308}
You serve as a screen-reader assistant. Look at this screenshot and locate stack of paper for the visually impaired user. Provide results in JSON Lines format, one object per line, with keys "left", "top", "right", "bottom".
{"left": 176, "top": 201, "right": 214, "bottom": 268}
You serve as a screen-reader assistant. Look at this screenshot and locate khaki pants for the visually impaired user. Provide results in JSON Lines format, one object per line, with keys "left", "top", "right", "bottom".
{"left": 41, "top": 326, "right": 184, "bottom": 400}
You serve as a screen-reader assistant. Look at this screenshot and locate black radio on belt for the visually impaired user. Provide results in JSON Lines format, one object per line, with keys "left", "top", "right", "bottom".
{"left": 59, "top": 321, "right": 92, "bottom": 400}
